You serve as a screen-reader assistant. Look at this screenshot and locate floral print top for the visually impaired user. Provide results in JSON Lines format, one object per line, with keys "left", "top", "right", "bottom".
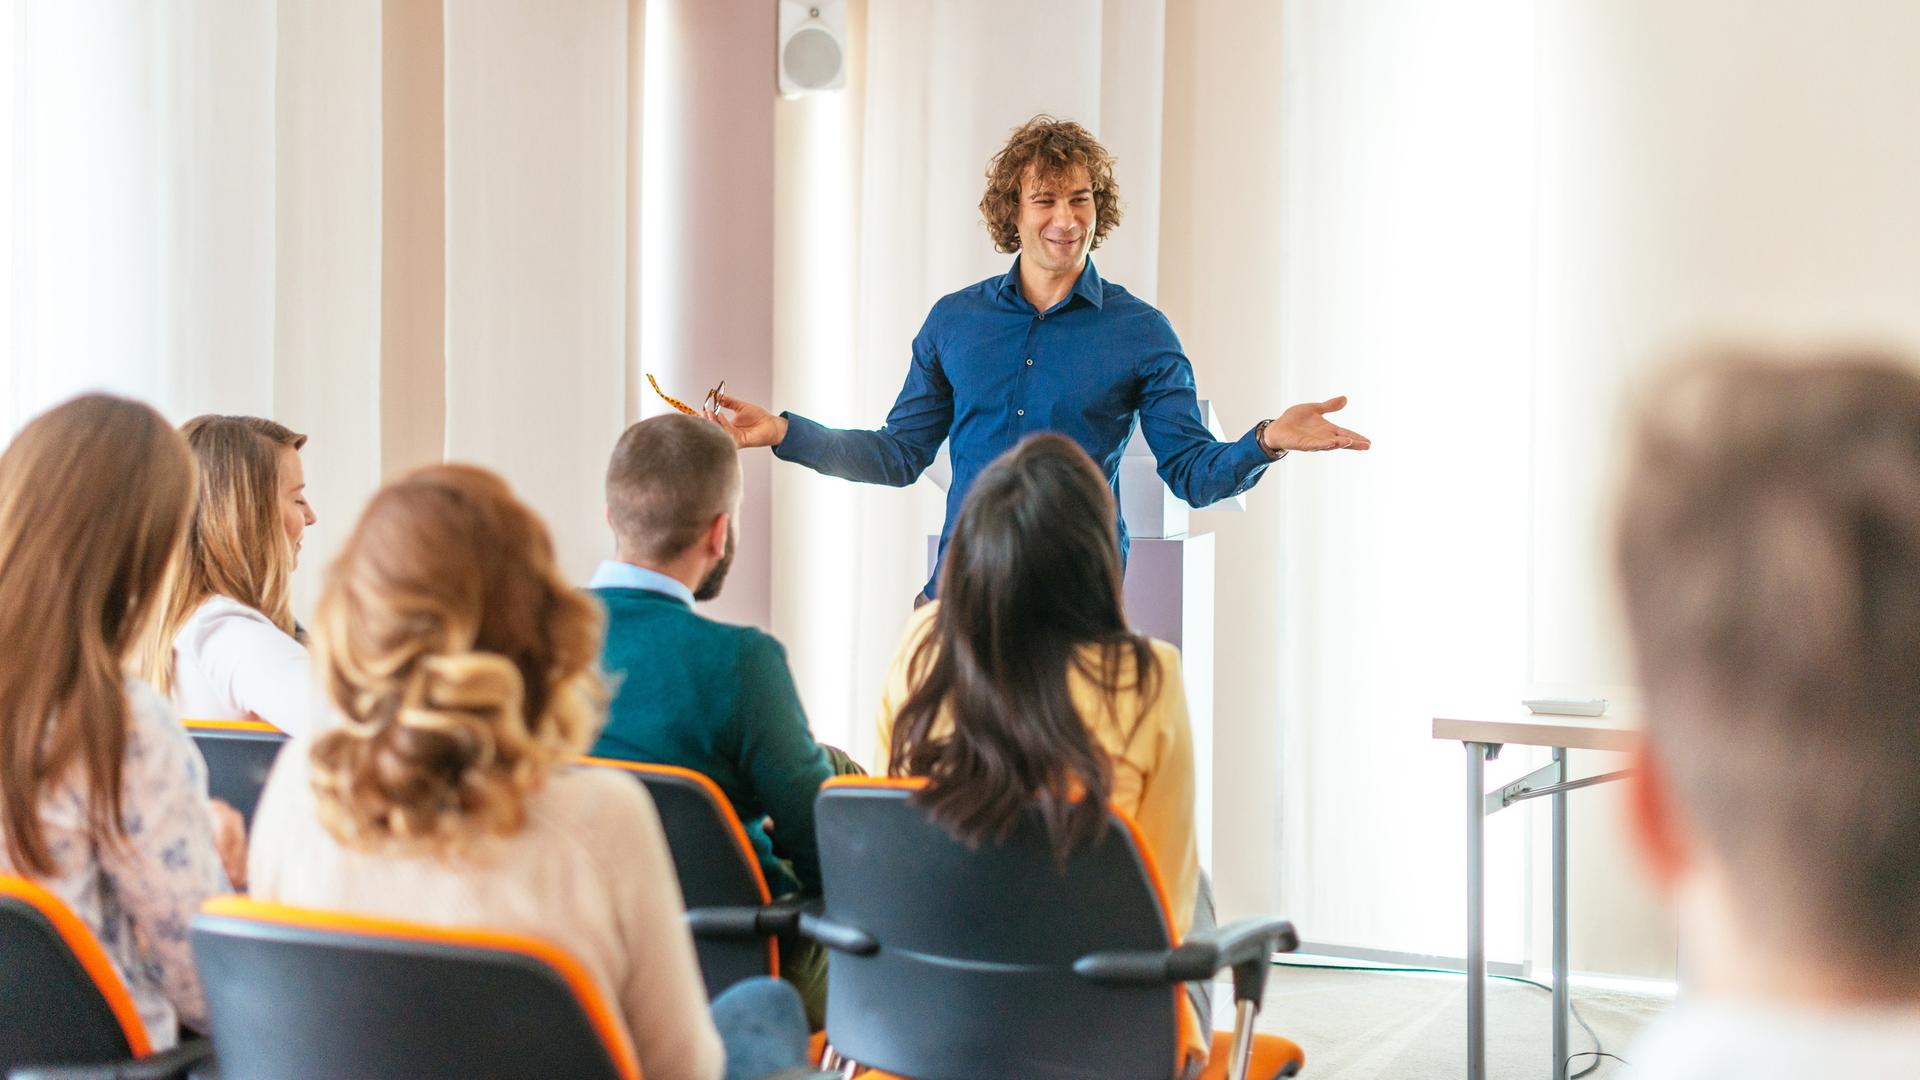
{"left": 0, "top": 679, "right": 230, "bottom": 1048}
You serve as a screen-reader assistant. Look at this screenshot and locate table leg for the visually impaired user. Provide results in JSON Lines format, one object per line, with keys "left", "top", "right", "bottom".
{"left": 1552, "top": 746, "right": 1569, "bottom": 1080}
{"left": 1466, "top": 741, "right": 1488, "bottom": 1080}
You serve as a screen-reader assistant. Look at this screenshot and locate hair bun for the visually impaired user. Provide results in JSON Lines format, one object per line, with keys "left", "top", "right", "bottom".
{"left": 413, "top": 651, "right": 524, "bottom": 718}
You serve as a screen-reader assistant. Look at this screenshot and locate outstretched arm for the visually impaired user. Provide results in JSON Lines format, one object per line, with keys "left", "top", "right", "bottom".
{"left": 705, "top": 329, "right": 953, "bottom": 488}
{"left": 1138, "top": 321, "right": 1369, "bottom": 507}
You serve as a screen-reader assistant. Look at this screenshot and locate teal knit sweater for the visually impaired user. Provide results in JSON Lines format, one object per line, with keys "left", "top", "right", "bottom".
{"left": 589, "top": 587, "right": 832, "bottom": 897}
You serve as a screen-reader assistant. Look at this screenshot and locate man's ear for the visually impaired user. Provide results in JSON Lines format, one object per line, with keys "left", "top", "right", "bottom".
{"left": 706, "top": 511, "right": 731, "bottom": 557}
{"left": 1624, "top": 739, "right": 1691, "bottom": 889}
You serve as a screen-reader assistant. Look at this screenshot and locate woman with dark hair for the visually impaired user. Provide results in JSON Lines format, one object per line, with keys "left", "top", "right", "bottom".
{"left": 877, "top": 433, "right": 1209, "bottom": 1068}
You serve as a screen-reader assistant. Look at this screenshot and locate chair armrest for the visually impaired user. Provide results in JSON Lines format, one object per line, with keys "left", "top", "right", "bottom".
{"left": 1180, "top": 917, "right": 1299, "bottom": 972}
{"left": 794, "top": 912, "right": 878, "bottom": 956}
{"left": 8, "top": 1038, "right": 213, "bottom": 1080}
{"left": 684, "top": 898, "right": 823, "bottom": 943}
{"left": 1074, "top": 917, "right": 1298, "bottom": 1000}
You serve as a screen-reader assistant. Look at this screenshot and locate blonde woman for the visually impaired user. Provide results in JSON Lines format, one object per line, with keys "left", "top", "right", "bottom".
{"left": 0, "top": 394, "right": 244, "bottom": 1049}
{"left": 248, "top": 465, "right": 817, "bottom": 1080}
{"left": 144, "top": 415, "right": 321, "bottom": 735}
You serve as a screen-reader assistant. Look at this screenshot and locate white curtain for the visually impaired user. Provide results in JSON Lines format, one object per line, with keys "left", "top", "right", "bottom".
{"left": 1273, "top": 0, "right": 1920, "bottom": 975}
{"left": 7, "top": 1, "right": 277, "bottom": 426}
{"left": 5, "top": 0, "right": 379, "bottom": 618}
{"left": 6, "top": 0, "right": 630, "bottom": 614}
{"left": 1271, "top": 0, "right": 1539, "bottom": 962}
{"left": 442, "top": 0, "right": 630, "bottom": 584}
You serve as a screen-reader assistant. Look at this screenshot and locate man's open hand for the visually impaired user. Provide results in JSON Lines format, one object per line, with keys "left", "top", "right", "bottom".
{"left": 1262, "top": 396, "right": 1371, "bottom": 453}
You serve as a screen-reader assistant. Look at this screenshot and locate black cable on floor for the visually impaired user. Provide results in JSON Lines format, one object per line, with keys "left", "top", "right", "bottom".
{"left": 1266, "top": 958, "right": 1630, "bottom": 1078}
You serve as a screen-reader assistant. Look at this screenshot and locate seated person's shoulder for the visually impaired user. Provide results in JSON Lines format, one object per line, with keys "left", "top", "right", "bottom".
{"left": 119, "top": 676, "right": 195, "bottom": 757}
{"left": 550, "top": 763, "right": 658, "bottom": 821}
{"left": 179, "top": 594, "right": 283, "bottom": 650}
{"left": 1147, "top": 636, "right": 1183, "bottom": 672}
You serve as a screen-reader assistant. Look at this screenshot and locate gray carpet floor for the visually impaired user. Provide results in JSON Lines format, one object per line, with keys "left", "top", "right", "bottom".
{"left": 1213, "top": 962, "right": 1671, "bottom": 1080}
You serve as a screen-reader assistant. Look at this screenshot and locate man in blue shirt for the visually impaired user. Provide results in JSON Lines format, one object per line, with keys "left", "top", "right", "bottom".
{"left": 709, "top": 116, "right": 1370, "bottom": 600}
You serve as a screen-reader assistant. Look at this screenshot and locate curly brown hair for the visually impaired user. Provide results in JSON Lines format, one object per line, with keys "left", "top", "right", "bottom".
{"left": 979, "top": 116, "right": 1123, "bottom": 255}
{"left": 307, "top": 464, "right": 606, "bottom": 855}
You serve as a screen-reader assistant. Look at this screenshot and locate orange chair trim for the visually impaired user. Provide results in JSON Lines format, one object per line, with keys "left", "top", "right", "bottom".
{"left": 182, "top": 718, "right": 285, "bottom": 735}
{"left": 578, "top": 756, "right": 780, "bottom": 977}
{"left": 819, "top": 777, "right": 1203, "bottom": 1074}
{"left": 578, "top": 758, "right": 775, "bottom": 904}
{"left": 199, "top": 897, "right": 641, "bottom": 1080}
{"left": 0, "top": 874, "right": 151, "bottom": 1057}
{"left": 1197, "top": 1031, "right": 1305, "bottom": 1080}
{"left": 821, "top": 774, "right": 926, "bottom": 792}
{"left": 1109, "top": 805, "right": 1205, "bottom": 1074}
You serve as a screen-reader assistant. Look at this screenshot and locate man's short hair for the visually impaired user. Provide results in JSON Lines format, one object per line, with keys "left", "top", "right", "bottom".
{"left": 1615, "top": 348, "right": 1920, "bottom": 982}
{"left": 979, "top": 115, "right": 1123, "bottom": 255}
{"left": 606, "top": 414, "right": 741, "bottom": 563}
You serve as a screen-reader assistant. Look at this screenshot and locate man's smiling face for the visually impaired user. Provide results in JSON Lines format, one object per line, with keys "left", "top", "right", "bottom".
{"left": 1015, "top": 163, "right": 1096, "bottom": 276}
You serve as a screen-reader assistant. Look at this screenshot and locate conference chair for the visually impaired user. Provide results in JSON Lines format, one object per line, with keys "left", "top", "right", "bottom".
{"left": 190, "top": 897, "right": 640, "bottom": 1080}
{"left": 0, "top": 875, "right": 210, "bottom": 1080}
{"left": 581, "top": 757, "right": 791, "bottom": 998}
{"left": 790, "top": 777, "right": 1308, "bottom": 1080}
{"left": 182, "top": 719, "right": 288, "bottom": 825}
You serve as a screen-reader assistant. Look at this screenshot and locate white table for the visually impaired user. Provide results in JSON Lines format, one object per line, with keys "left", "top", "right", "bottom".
{"left": 1432, "top": 710, "right": 1640, "bottom": 1080}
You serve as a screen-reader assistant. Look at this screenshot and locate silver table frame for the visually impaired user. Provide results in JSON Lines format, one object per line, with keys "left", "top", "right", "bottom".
{"left": 1437, "top": 712, "right": 1638, "bottom": 1080}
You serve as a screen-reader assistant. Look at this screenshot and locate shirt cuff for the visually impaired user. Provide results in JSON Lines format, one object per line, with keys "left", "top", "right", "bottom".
{"left": 772, "top": 411, "right": 828, "bottom": 466}
{"left": 1241, "top": 423, "right": 1286, "bottom": 465}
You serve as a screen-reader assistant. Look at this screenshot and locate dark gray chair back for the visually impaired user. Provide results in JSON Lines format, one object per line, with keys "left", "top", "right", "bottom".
{"left": 814, "top": 779, "right": 1186, "bottom": 1080}
{"left": 183, "top": 721, "right": 288, "bottom": 825}
{"left": 191, "top": 899, "right": 636, "bottom": 1080}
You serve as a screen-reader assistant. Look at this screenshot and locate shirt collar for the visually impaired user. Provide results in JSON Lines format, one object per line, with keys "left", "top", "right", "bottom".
{"left": 587, "top": 560, "right": 696, "bottom": 607}
{"left": 996, "top": 255, "right": 1106, "bottom": 313}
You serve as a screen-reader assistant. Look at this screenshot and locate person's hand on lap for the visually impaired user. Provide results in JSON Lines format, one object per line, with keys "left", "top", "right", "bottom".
{"left": 209, "top": 798, "right": 249, "bottom": 891}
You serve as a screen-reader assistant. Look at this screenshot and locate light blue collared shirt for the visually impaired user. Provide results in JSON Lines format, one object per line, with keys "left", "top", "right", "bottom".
{"left": 587, "top": 560, "right": 696, "bottom": 608}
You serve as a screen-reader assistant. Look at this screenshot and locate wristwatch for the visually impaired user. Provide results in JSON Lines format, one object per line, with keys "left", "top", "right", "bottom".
{"left": 1254, "top": 418, "right": 1287, "bottom": 461}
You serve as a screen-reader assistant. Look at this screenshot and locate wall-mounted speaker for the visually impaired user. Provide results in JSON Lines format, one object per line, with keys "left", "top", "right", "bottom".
{"left": 777, "top": 0, "right": 847, "bottom": 98}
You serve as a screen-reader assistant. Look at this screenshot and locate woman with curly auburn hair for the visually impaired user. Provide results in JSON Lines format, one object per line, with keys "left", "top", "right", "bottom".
{"left": 702, "top": 113, "right": 1372, "bottom": 605}
{"left": 246, "top": 464, "right": 817, "bottom": 1080}
{"left": 141, "top": 414, "right": 322, "bottom": 735}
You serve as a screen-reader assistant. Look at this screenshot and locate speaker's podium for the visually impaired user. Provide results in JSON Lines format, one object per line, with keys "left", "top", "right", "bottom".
{"left": 928, "top": 404, "right": 1230, "bottom": 869}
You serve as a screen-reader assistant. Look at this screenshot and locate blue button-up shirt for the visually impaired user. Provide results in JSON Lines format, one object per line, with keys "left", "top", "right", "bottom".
{"left": 775, "top": 257, "right": 1276, "bottom": 597}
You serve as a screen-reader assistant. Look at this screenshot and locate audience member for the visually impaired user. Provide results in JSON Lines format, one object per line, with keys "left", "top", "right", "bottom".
{"left": 876, "top": 432, "right": 1207, "bottom": 1072}
{"left": 1615, "top": 352, "right": 1920, "bottom": 1076}
{"left": 0, "top": 394, "right": 242, "bottom": 1049}
{"left": 247, "top": 463, "right": 815, "bottom": 1080}
{"left": 142, "top": 415, "right": 322, "bottom": 735}
{"left": 589, "top": 415, "right": 846, "bottom": 1024}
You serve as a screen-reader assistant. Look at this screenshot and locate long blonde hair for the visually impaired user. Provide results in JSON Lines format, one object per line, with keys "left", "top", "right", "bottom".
{"left": 0, "top": 395, "right": 195, "bottom": 875}
{"left": 142, "top": 415, "right": 306, "bottom": 693}
{"left": 307, "top": 464, "right": 605, "bottom": 854}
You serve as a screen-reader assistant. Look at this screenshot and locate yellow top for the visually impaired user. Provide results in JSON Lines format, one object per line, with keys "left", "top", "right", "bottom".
{"left": 876, "top": 601, "right": 1200, "bottom": 938}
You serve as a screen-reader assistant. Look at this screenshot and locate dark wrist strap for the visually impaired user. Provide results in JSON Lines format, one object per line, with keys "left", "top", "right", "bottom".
{"left": 1254, "top": 418, "right": 1286, "bottom": 461}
